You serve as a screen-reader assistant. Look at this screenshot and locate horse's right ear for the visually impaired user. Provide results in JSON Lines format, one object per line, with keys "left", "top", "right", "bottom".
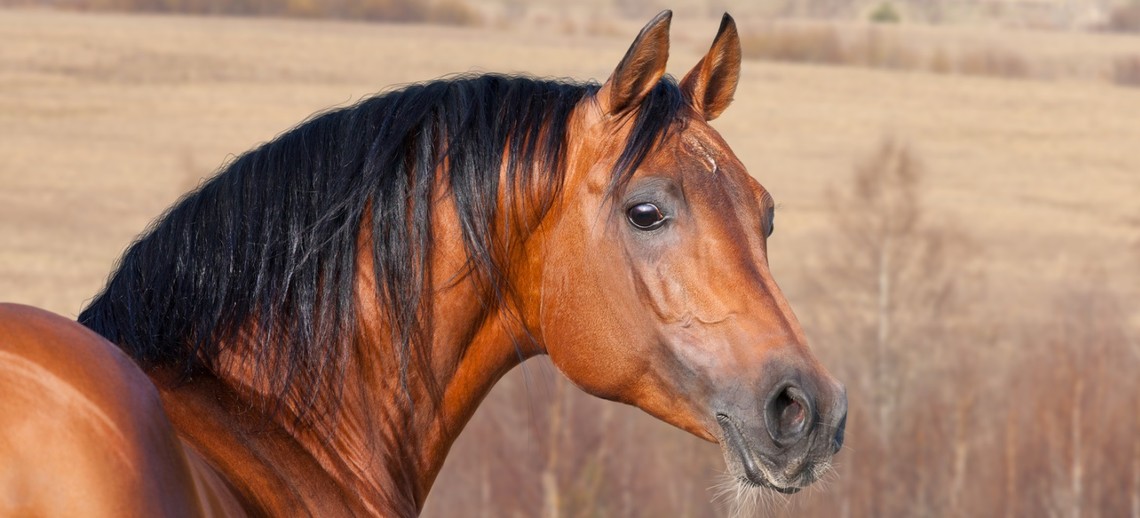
{"left": 597, "top": 10, "right": 672, "bottom": 117}
{"left": 680, "top": 13, "right": 741, "bottom": 121}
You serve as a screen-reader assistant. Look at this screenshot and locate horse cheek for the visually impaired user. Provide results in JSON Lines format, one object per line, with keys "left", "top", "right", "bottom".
{"left": 538, "top": 239, "right": 649, "bottom": 401}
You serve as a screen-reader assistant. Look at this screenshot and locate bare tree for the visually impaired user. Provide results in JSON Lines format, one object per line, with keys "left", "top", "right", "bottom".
{"left": 1017, "top": 271, "right": 1137, "bottom": 518}
{"left": 793, "top": 135, "right": 987, "bottom": 517}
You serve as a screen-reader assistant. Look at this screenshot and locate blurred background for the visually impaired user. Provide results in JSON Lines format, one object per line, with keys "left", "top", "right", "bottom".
{"left": 1, "top": 0, "right": 1138, "bottom": 516}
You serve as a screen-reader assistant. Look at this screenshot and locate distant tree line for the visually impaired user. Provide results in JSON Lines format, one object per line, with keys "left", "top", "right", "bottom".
{"left": 1, "top": 0, "right": 482, "bottom": 25}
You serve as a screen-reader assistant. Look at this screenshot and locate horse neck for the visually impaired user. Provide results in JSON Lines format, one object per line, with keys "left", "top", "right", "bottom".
{"left": 256, "top": 207, "right": 535, "bottom": 513}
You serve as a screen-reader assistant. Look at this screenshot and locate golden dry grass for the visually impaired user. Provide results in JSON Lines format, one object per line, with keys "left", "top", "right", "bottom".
{"left": 1, "top": 8, "right": 1137, "bottom": 319}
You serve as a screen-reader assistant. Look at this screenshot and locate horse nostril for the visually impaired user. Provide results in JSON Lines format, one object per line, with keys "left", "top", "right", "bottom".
{"left": 830, "top": 388, "right": 849, "bottom": 454}
{"left": 765, "top": 384, "right": 812, "bottom": 446}
{"left": 777, "top": 392, "right": 805, "bottom": 431}
{"left": 832, "top": 412, "right": 847, "bottom": 454}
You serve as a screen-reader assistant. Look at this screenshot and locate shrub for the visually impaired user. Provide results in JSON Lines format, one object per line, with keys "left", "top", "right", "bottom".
{"left": 349, "top": 0, "right": 429, "bottom": 23}
{"left": 15, "top": 0, "right": 483, "bottom": 26}
{"left": 928, "top": 47, "right": 953, "bottom": 74}
{"left": 1112, "top": 55, "right": 1140, "bottom": 87}
{"left": 955, "top": 48, "right": 1031, "bottom": 79}
{"left": 740, "top": 23, "right": 1040, "bottom": 81}
{"left": 870, "top": 2, "right": 901, "bottom": 24}
{"left": 427, "top": 0, "right": 481, "bottom": 26}
{"left": 740, "top": 25, "right": 849, "bottom": 65}
{"left": 1104, "top": 3, "right": 1140, "bottom": 33}
{"left": 848, "top": 28, "right": 920, "bottom": 69}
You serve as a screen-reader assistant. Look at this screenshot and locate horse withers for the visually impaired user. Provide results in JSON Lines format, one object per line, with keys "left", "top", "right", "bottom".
{"left": 0, "top": 11, "right": 846, "bottom": 516}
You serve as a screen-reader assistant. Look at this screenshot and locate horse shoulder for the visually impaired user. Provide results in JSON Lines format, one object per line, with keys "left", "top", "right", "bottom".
{"left": 0, "top": 303, "right": 245, "bottom": 517}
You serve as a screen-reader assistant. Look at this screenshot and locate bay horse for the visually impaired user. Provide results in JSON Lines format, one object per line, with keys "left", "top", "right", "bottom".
{"left": 0, "top": 11, "right": 846, "bottom": 516}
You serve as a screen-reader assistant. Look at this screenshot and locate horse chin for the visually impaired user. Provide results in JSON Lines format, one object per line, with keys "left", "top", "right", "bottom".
{"left": 739, "top": 474, "right": 802, "bottom": 494}
{"left": 715, "top": 414, "right": 807, "bottom": 495}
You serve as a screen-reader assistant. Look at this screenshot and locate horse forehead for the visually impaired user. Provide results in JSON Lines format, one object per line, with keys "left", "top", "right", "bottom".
{"left": 664, "top": 123, "right": 743, "bottom": 173}
{"left": 657, "top": 125, "right": 761, "bottom": 197}
{"left": 680, "top": 134, "right": 718, "bottom": 174}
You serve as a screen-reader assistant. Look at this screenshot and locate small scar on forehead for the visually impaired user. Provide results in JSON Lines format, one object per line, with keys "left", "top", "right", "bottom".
{"left": 683, "top": 135, "right": 718, "bottom": 175}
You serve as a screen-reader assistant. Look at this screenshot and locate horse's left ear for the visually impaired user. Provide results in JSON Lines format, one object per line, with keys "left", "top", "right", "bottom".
{"left": 680, "top": 13, "right": 741, "bottom": 121}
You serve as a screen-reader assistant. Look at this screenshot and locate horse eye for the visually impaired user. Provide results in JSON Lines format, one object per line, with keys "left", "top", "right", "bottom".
{"left": 627, "top": 203, "right": 666, "bottom": 230}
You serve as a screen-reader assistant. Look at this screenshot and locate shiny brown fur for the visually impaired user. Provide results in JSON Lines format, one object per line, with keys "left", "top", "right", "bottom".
{"left": 0, "top": 12, "right": 845, "bottom": 516}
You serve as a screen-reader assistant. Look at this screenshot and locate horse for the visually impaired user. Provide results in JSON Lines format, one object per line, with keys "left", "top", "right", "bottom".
{"left": 0, "top": 11, "right": 846, "bottom": 516}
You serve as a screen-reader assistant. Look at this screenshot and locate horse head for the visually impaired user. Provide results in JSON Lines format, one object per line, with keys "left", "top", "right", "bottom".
{"left": 521, "top": 12, "right": 848, "bottom": 494}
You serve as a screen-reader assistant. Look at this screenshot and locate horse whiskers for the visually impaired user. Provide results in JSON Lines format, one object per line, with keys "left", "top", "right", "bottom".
{"left": 812, "top": 461, "right": 841, "bottom": 494}
{"left": 709, "top": 470, "right": 783, "bottom": 518}
{"left": 807, "top": 458, "right": 836, "bottom": 492}
{"left": 708, "top": 456, "right": 842, "bottom": 518}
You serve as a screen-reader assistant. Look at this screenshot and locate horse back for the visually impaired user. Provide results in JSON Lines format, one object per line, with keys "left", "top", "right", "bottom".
{"left": 0, "top": 304, "right": 246, "bottom": 517}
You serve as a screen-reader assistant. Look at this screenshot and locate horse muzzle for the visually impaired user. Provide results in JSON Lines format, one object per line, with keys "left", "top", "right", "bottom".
{"left": 714, "top": 375, "right": 848, "bottom": 493}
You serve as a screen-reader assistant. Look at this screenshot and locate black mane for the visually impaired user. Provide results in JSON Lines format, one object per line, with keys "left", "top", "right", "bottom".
{"left": 78, "top": 73, "right": 685, "bottom": 423}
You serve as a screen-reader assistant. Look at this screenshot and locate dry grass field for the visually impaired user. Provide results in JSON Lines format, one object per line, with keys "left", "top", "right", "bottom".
{"left": 2, "top": 7, "right": 1138, "bottom": 516}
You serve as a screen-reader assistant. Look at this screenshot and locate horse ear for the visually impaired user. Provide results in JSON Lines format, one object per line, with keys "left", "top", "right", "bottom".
{"left": 680, "top": 13, "right": 741, "bottom": 121}
{"left": 597, "top": 10, "right": 672, "bottom": 117}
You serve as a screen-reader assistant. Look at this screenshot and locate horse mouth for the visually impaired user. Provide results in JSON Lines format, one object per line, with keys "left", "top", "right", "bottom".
{"left": 716, "top": 414, "right": 803, "bottom": 495}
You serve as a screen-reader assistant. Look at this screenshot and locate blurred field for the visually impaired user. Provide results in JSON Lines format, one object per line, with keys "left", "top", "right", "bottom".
{"left": 2, "top": 7, "right": 1138, "bottom": 516}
